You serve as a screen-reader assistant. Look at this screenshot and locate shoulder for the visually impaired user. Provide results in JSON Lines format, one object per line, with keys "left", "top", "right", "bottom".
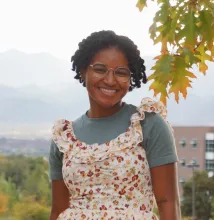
{"left": 142, "top": 112, "right": 169, "bottom": 130}
{"left": 132, "top": 97, "right": 173, "bottom": 141}
{"left": 51, "top": 119, "right": 74, "bottom": 153}
{"left": 130, "top": 97, "right": 168, "bottom": 125}
{"left": 135, "top": 99, "right": 177, "bottom": 167}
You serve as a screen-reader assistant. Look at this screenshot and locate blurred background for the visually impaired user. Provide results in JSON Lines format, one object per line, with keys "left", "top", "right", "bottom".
{"left": 0, "top": 0, "right": 213, "bottom": 219}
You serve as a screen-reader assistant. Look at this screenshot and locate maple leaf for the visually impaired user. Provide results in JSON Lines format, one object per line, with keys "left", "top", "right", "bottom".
{"left": 148, "top": 54, "right": 173, "bottom": 105}
{"left": 136, "top": 0, "right": 147, "bottom": 12}
{"left": 199, "top": 62, "right": 208, "bottom": 74}
{"left": 195, "top": 44, "right": 212, "bottom": 74}
{"left": 150, "top": 54, "right": 173, "bottom": 76}
{"left": 176, "top": 9, "right": 199, "bottom": 50}
{"left": 149, "top": 80, "right": 168, "bottom": 105}
{"left": 198, "top": 10, "right": 214, "bottom": 50}
{"left": 169, "top": 56, "right": 197, "bottom": 103}
{"left": 136, "top": 0, "right": 214, "bottom": 104}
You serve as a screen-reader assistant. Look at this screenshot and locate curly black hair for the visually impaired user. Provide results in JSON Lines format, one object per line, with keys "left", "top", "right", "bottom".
{"left": 71, "top": 30, "right": 147, "bottom": 91}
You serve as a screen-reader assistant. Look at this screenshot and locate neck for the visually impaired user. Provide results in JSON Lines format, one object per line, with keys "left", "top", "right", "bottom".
{"left": 87, "top": 100, "right": 123, "bottom": 118}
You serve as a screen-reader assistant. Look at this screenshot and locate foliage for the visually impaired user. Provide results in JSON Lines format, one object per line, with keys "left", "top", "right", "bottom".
{"left": 211, "top": 198, "right": 214, "bottom": 220}
{"left": 0, "top": 193, "right": 8, "bottom": 215}
{"left": 181, "top": 171, "right": 214, "bottom": 219}
{"left": 0, "top": 154, "right": 51, "bottom": 219}
{"left": 12, "top": 196, "right": 50, "bottom": 220}
{"left": 0, "top": 176, "right": 19, "bottom": 210}
{"left": 136, "top": 0, "right": 214, "bottom": 105}
{"left": 23, "top": 164, "right": 51, "bottom": 206}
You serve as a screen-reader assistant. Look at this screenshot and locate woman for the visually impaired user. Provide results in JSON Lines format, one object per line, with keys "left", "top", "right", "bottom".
{"left": 49, "top": 30, "right": 181, "bottom": 220}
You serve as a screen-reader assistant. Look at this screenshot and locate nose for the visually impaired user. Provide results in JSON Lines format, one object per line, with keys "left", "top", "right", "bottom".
{"left": 103, "top": 69, "right": 117, "bottom": 86}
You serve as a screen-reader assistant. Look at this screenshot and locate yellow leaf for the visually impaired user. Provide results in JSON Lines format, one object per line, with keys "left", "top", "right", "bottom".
{"left": 199, "top": 62, "right": 208, "bottom": 75}
{"left": 169, "top": 77, "right": 192, "bottom": 102}
{"left": 195, "top": 44, "right": 211, "bottom": 74}
{"left": 136, "top": 0, "right": 147, "bottom": 12}
{"left": 168, "top": 56, "right": 196, "bottom": 103}
{"left": 185, "top": 70, "right": 197, "bottom": 78}
{"left": 149, "top": 81, "right": 161, "bottom": 96}
{"left": 169, "top": 73, "right": 194, "bottom": 102}
{"left": 149, "top": 81, "right": 168, "bottom": 105}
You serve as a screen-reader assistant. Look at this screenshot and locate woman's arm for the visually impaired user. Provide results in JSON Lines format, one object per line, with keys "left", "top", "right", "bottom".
{"left": 151, "top": 162, "right": 181, "bottom": 220}
{"left": 50, "top": 179, "right": 70, "bottom": 220}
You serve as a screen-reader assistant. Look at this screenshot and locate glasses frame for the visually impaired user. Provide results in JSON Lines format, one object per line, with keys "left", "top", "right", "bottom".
{"left": 89, "top": 63, "right": 131, "bottom": 83}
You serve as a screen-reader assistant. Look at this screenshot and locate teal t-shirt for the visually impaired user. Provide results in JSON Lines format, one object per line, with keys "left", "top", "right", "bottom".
{"left": 49, "top": 103, "right": 178, "bottom": 180}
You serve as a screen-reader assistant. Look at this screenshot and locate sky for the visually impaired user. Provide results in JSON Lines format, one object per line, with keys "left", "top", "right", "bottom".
{"left": 0, "top": 0, "right": 160, "bottom": 60}
{"left": 0, "top": 0, "right": 213, "bottom": 97}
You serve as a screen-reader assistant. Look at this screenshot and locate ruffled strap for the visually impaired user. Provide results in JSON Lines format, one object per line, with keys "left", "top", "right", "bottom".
{"left": 52, "top": 119, "right": 75, "bottom": 153}
{"left": 131, "top": 97, "right": 167, "bottom": 122}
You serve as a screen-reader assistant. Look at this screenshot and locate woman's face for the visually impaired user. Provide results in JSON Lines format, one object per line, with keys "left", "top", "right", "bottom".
{"left": 82, "top": 47, "right": 130, "bottom": 109}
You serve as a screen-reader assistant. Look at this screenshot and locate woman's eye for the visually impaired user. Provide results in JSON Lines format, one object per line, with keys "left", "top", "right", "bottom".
{"left": 94, "top": 68, "right": 107, "bottom": 73}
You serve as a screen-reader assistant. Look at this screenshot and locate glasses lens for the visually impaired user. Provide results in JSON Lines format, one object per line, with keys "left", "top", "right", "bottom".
{"left": 92, "top": 64, "right": 107, "bottom": 77}
{"left": 115, "top": 67, "right": 131, "bottom": 82}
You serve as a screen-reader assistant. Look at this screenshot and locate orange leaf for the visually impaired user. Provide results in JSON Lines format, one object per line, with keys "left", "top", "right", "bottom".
{"left": 199, "top": 62, "right": 208, "bottom": 75}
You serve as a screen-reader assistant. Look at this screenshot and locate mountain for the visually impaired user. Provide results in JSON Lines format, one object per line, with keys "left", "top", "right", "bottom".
{"left": 0, "top": 49, "right": 214, "bottom": 138}
{"left": 0, "top": 49, "right": 74, "bottom": 86}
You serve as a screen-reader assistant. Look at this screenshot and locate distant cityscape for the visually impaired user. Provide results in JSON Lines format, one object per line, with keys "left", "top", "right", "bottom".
{"left": 0, "top": 137, "right": 51, "bottom": 157}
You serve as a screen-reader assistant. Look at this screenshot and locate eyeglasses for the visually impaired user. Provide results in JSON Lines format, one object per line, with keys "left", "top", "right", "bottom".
{"left": 89, "top": 63, "right": 131, "bottom": 83}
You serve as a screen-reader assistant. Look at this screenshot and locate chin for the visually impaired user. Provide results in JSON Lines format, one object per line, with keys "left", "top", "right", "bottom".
{"left": 97, "top": 99, "right": 121, "bottom": 109}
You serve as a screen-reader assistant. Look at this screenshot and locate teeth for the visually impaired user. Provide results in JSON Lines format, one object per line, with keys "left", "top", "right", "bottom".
{"left": 100, "top": 88, "right": 116, "bottom": 94}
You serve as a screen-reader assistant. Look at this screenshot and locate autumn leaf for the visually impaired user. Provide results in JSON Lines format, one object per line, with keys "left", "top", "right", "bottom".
{"left": 180, "top": 47, "right": 201, "bottom": 67}
{"left": 136, "top": 0, "right": 214, "bottom": 104}
{"left": 198, "top": 10, "right": 214, "bottom": 50}
{"left": 136, "top": 0, "right": 147, "bottom": 12}
{"left": 199, "top": 62, "right": 208, "bottom": 74}
{"left": 150, "top": 54, "right": 173, "bottom": 77}
{"left": 148, "top": 54, "right": 173, "bottom": 105}
{"left": 195, "top": 44, "right": 212, "bottom": 74}
{"left": 149, "top": 80, "right": 168, "bottom": 105}
{"left": 169, "top": 56, "right": 197, "bottom": 103}
{"left": 176, "top": 10, "right": 198, "bottom": 50}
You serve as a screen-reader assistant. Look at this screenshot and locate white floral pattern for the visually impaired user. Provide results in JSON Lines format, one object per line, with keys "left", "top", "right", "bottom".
{"left": 52, "top": 98, "right": 167, "bottom": 220}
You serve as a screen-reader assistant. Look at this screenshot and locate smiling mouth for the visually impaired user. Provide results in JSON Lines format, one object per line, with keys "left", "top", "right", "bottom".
{"left": 99, "top": 88, "right": 117, "bottom": 96}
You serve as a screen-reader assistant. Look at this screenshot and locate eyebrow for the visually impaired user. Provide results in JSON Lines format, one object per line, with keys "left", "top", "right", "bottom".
{"left": 92, "top": 62, "right": 129, "bottom": 69}
{"left": 92, "top": 62, "right": 106, "bottom": 66}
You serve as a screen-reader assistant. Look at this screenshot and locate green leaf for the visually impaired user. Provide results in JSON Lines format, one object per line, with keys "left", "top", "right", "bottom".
{"left": 177, "top": 10, "right": 198, "bottom": 49}
{"left": 136, "top": 0, "right": 214, "bottom": 104}
{"left": 198, "top": 10, "right": 214, "bottom": 50}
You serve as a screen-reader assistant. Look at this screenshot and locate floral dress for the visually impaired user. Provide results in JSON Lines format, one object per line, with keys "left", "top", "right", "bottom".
{"left": 52, "top": 98, "right": 168, "bottom": 220}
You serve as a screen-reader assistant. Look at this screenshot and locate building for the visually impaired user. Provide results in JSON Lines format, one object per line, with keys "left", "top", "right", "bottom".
{"left": 173, "top": 126, "right": 214, "bottom": 196}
